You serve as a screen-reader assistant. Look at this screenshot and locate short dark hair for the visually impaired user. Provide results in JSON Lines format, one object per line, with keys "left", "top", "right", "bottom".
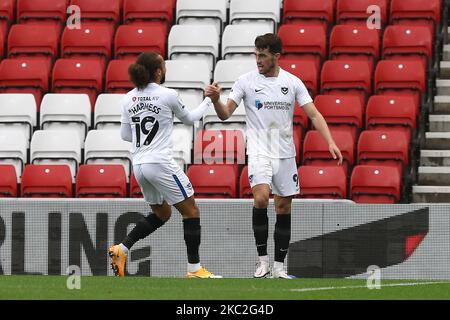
{"left": 128, "top": 51, "right": 163, "bottom": 90}
{"left": 255, "top": 33, "right": 282, "bottom": 54}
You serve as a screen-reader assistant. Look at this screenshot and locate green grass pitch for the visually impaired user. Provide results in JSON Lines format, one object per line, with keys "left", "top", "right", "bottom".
{"left": 1, "top": 276, "right": 450, "bottom": 299}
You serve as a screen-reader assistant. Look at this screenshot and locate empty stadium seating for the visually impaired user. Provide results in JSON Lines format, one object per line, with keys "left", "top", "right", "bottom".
{"left": 390, "top": 0, "right": 441, "bottom": 34}
{"left": 94, "top": 93, "right": 124, "bottom": 129}
{"left": 105, "top": 60, "right": 133, "bottom": 93}
{"left": 0, "top": 59, "right": 49, "bottom": 106}
{"left": 39, "top": 93, "right": 91, "bottom": 144}
{"left": 298, "top": 165, "right": 347, "bottom": 199}
{"left": 71, "top": 0, "right": 121, "bottom": 32}
{"left": 279, "top": 59, "right": 319, "bottom": 97}
{"left": 314, "top": 95, "right": 363, "bottom": 140}
{"left": 7, "top": 24, "right": 59, "bottom": 70}
{"left": 187, "top": 164, "right": 237, "bottom": 198}
{"left": 30, "top": 130, "right": 81, "bottom": 178}
{"left": 239, "top": 165, "right": 252, "bottom": 198}
{"left": 21, "top": 164, "right": 73, "bottom": 198}
{"left": 123, "top": 0, "right": 175, "bottom": 35}
{"left": 84, "top": 130, "right": 132, "bottom": 179}
{"left": 321, "top": 60, "right": 372, "bottom": 106}
{"left": 176, "top": 0, "right": 227, "bottom": 35}
{"left": 130, "top": 173, "right": 143, "bottom": 198}
{"left": 17, "top": 0, "right": 67, "bottom": 33}
{"left": 0, "top": 93, "right": 36, "bottom": 141}
{"left": 76, "top": 164, "right": 127, "bottom": 198}
{"left": 0, "top": 0, "right": 14, "bottom": 39}
{"left": 229, "top": 0, "right": 280, "bottom": 32}
{"left": 283, "top": 0, "right": 334, "bottom": 31}
{"left": 213, "top": 59, "right": 256, "bottom": 92}
{"left": 114, "top": 25, "right": 167, "bottom": 60}
{"left": 337, "top": 0, "right": 388, "bottom": 27}
{"left": 203, "top": 93, "right": 246, "bottom": 131}
{"left": 52, "top": 58, "right": 104, "bottom": 108}
{"left": 357, "top": 130, "right": 410, "bottom": 175}
{"left": 0, "top": 129, "right": 28, "bottom": 180}
{"left": 350, "top": 165, "right": 401, "bottom": 203}
{"left": 278, "top": 24, "right": 327, "bottom": 71}
{"left": 164, "top": 60, "right": 210, "bottom": 93}
{"left": 329, "top": 24, "right": 380, "bottom": 72}
{"left": 0, "top": 164, "right": 17, "bottom": 197}
{"left": 222, "top": 24, "right": 273, "bottom": 60}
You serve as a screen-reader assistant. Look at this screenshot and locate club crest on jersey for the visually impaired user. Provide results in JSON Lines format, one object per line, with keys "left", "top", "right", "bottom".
{"left": 255, "top": 100, "right": 263, "bottom": 110}
{"left": 281, "top": 87, "right": 289, "bottom": 95}
{"left": 293, "top": 173, "right": 298, "bottom": 186}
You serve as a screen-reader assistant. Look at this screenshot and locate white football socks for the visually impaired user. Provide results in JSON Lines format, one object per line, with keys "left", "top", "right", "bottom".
{"left": 119, "top": 243, "right": 129, "bottom": 256}
{"left": 273, "top": 261, "right": 284, "bottom": 271}
{"left": 259, "top": 255, "right": 269, "bottom": 263}
{"left": 188, "top": 263, "right": 201, "bottom": 273}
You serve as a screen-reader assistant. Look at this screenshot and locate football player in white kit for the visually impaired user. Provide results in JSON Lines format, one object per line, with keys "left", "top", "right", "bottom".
{"left": 108, "top": 52, "right": 221, "bottom": 278}
{"left": 206, "top": 34, "right": 343, "bottom": 279}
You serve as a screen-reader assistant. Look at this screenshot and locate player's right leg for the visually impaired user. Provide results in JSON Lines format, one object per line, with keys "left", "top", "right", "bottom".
{"left": 108, "top": 164, "right": 170, "bottom": 277}
{"left": 248, "top": 155, "right": 273, "bottom": 278}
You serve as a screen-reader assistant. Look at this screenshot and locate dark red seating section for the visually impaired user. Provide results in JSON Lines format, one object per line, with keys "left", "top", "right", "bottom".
{"left": 21, "top": 164, "right": 73, "bottom": 198}
{"left": 76, "top": 164, "right": 127, "bottom": 198}
{"left": 298, "top": 165, "right": 347, "bottom": 199}
{"left": 0, "top": 165, "right": 17, "bottom": 197}
{"left": 187, "top": 164, "right": 237, "bottom": 198}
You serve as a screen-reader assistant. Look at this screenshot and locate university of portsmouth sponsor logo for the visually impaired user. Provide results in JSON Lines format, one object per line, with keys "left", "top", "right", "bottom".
{"left": 255, "top": 100, "right": 263, "bottom": 110}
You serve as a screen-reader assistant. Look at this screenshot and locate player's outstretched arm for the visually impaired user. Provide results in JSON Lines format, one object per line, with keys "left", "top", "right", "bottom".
{"left": 177, "top": 97, "right": 213, "bottom": 125}
{"left": 120, "top": 122, "right": 132, "bottom": 142}
{"left": 205, "top": 83, "right": 238, "bottom": 121}
{"left": 302, "top": 102, "right": 343, "bottom": 165}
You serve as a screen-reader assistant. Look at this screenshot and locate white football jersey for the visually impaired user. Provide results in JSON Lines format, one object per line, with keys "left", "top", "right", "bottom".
{"left": 229, "top": 68, "right": 313, "bottom": 158}
{"left": 120, "top": 83, "right": 190, "bottom": 164}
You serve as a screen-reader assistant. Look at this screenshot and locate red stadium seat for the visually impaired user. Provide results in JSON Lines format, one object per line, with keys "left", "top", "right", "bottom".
{"left": 357, "top": 130, "right": 410, "bottom": 175}
{"left": 105, "top": 60, "right": 134, "bottom": 93}
{"left": 375, "top": 60, "right": 426, "bottom": 107}
{"left": 278, "top": 24, "right": 327, "bottom": 71}
{"left": 294, "top": 105, "right": 309, "bottom": 133}
{"left": 337, "top": 0, "right": 388, "bottom": 27}
{"left": 114, "top": 25, "right": 167, "bottom": 60}
{"left": 382, "top": 25, "right": 433, "bottom": 69}
{"left": 329, "top": 24, "right": 380, "bottom": 72}
{"left": 366, "top": 95, "right": 417, "bottom": 140}
{"left": 321, "top": 60, "right": 372, "bottom": 107}
{"left": 282, "top": 0, "right": 334, "bottom": 31}
{"left": 0, "top": 0, "right": 15, "bottom": 38}
{"left": 0, "top": 25, "right": 5, "bottom": 58}
{"left": 193, "top": 129, "right": 246, "bottom": 165}
{"left": 76, "top": 164, "right": 127, "bottom": 198}
{"left": 123, "top": 0, "right": 174, "bottom": 35}
{"left": 314, "top": 95, "right": 363, "bottom": 141}
{"left": 350, "top": 165, "right": 401, "bottom": 203}
{"left": 21, "top": 164, "right": 73, "bottom": 198}
{"left": 187, "top": 164, "right": 237, "bottom": 198}
{"left": 0, "top": 164, "right": 17, "bottom": 197}
{"left": 17, "top": 0, "right": 67, "bottom": 34}
{"left": 303, "top": 129, "right": 355, "bottom": 175}
{"left": 61, "top": 23, "right": 114, "bottom": 68}
{"left": 293, "top": 125, "right": 302, "bottom": 165}
{"left": 52, "top": 58, "right": 104, "bottom": 109}
{"left": 0, "top": 59, "right": 49, "bottom": 107}
{"left": 7, "top": 24, "right": 59, "bottom": 71}
{"left": 239, "top": 165, "right": 252, "bottom": 198}
{"left": 130, "top": 174, "right": 143, "bottom": 198}
{"left": 390, "top": 0, "right": 441, "bottom": 34}
{"left": 279, "top": 59, "right": 319, "bottom": 97}
{"left": 70, "top": 0, "right": 121, "bottom": 32}
{"left": 298, "top": 165, "right": 347, "bottom": 199}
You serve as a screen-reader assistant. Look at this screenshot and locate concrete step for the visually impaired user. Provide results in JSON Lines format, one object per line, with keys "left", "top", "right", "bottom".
{"left": 420, "top": 150, "right": 450, "bottom": 166}
{"left": 436, "top": 79, "right": 450, "bottom": 95}
{"left": 434, "top": 96, "right": 450, "bottom": 114}
{"left": 425, "top": 132, "right": 450, "bottom": 149}
{"left": 444, "top": 44, "right": 450, "bottom": 61}
{"left": 441, "top": 61, "right": 450, "bottom": 78}
{"left": 418, "top": 166, "right": 450, "bottom": 185}
{"left": 413, "top": 185, "right": 450, "bottom": 202}
{"left": 429, "top": 115, "right": 450, "bottom": 131}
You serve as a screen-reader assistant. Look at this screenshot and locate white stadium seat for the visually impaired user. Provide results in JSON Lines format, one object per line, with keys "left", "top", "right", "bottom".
{"left": 172, "top": 125, "right": 194, "bottom": 168}
{"left": 40, "top": 94, "right": 91, "bottom": 147}
{"left": 213, "top": 59, "right": 256, "bottom": 91}
{"left": 30, "top": 130, "right": 81, "bottom": 178}
{"left": 174, "top": 91, "right": 204, "bottom": 124}
{"left": 168, "top": 25, "right": 219, "bottom": 73}
{"left": 0, "top": 129, "right": 28, "bottom": 181}
{"left": 222, "top": 24, "right": 273, "bottom": 60}
{"left": 230, "top": 0, "right": 280, "bottom": 32}
{"left": 164, "top": 60, "right": 211, "bottom": 92}
{"left": 176, "top": 0, "right": 228, "bottom": 35}
{"left": 84, "top": 130, "right": 132, "bottom": 180}
{"left": 94, "top": 93, "right": 125, "bottom": 130}
{"left": 0, "top": 94, "right": 36, "bottom": 142}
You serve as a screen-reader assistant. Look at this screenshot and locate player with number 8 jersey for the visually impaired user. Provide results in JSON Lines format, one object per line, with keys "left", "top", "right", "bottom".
{"left": 108, "top": 51, "right": 221, "bottom": 279}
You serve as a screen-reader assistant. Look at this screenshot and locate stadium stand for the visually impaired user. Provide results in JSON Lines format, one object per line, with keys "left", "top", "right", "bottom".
{"left": 70, "top": 0, "right": 121, "bottom": 33}
{"left": 222, "top": 24, "right": 273, "bottom": 60}
{"left": 130, "top": 173, "right": 143, "bottom": 198}
{"left": 0, "top": 164, "right": 17, "bottom": 197}
{"left": 21, "top": 164, "right": 73, "bottom": 198}
{"left": 298, "top": 165, "right": 347, "bottom": 199}
{"left": 114, "top": 25, "right": 167, "bottom": 60}
{"left": 76, "top": 164, "right": 127, "bottom": 198}
{"left": 187, "top": 164, "right": 237, "bottom": 198}
{"left": 0, "top": 128, "right": 28, "bottom": 180}
{"left": 239, "top": 165, "right": 252, "bottom": 198}
{"left": 175, "top": 0, "right": 227, "bottom": 35}
{"left": 94, "top": 93, "right": 124, "bottom": 129}
{"left": 337, "top": 0, "right": 388, "bottom": 27}
{"left": 16, "top": 0, "right": 67, "bottom": 34}
{"left": 279, "top": 59, "right": 318, "bottom": 97}
{"left": 123, "top": 0, "right": 175, "bottom": 35}
{"left": 105, "top": 60, "right": 133, "bottom": 93}
{"left": 389, "top": 0, "right": 441, "bottom": 35}
{"left": 0, "top": 0, "right": 14, "bottom": 39}
{"left": 229, "top": 0, "right": 280, "bottom": 33}
{"left": 0, "top": 93, "right": 36, "bottom": 142}
{"left": 282, "top": 0, "right": 334, "bottom": 31}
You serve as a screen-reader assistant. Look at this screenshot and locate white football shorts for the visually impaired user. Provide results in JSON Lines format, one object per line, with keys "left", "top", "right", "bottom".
{"left": 133, "top": 159, "right": 194, "bottom": 205}
{"left": 247, "top": 155, "right": 299, "bottom": 197}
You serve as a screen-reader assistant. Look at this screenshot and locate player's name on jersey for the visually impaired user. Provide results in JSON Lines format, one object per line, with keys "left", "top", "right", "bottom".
{"left": 128, "top": 102, "right": 161, "bottom": 115}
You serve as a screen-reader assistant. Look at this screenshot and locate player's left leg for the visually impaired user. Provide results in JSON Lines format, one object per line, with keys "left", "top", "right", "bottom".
{"left": 270, "top": 157, "right": 299, "bottom": 279}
